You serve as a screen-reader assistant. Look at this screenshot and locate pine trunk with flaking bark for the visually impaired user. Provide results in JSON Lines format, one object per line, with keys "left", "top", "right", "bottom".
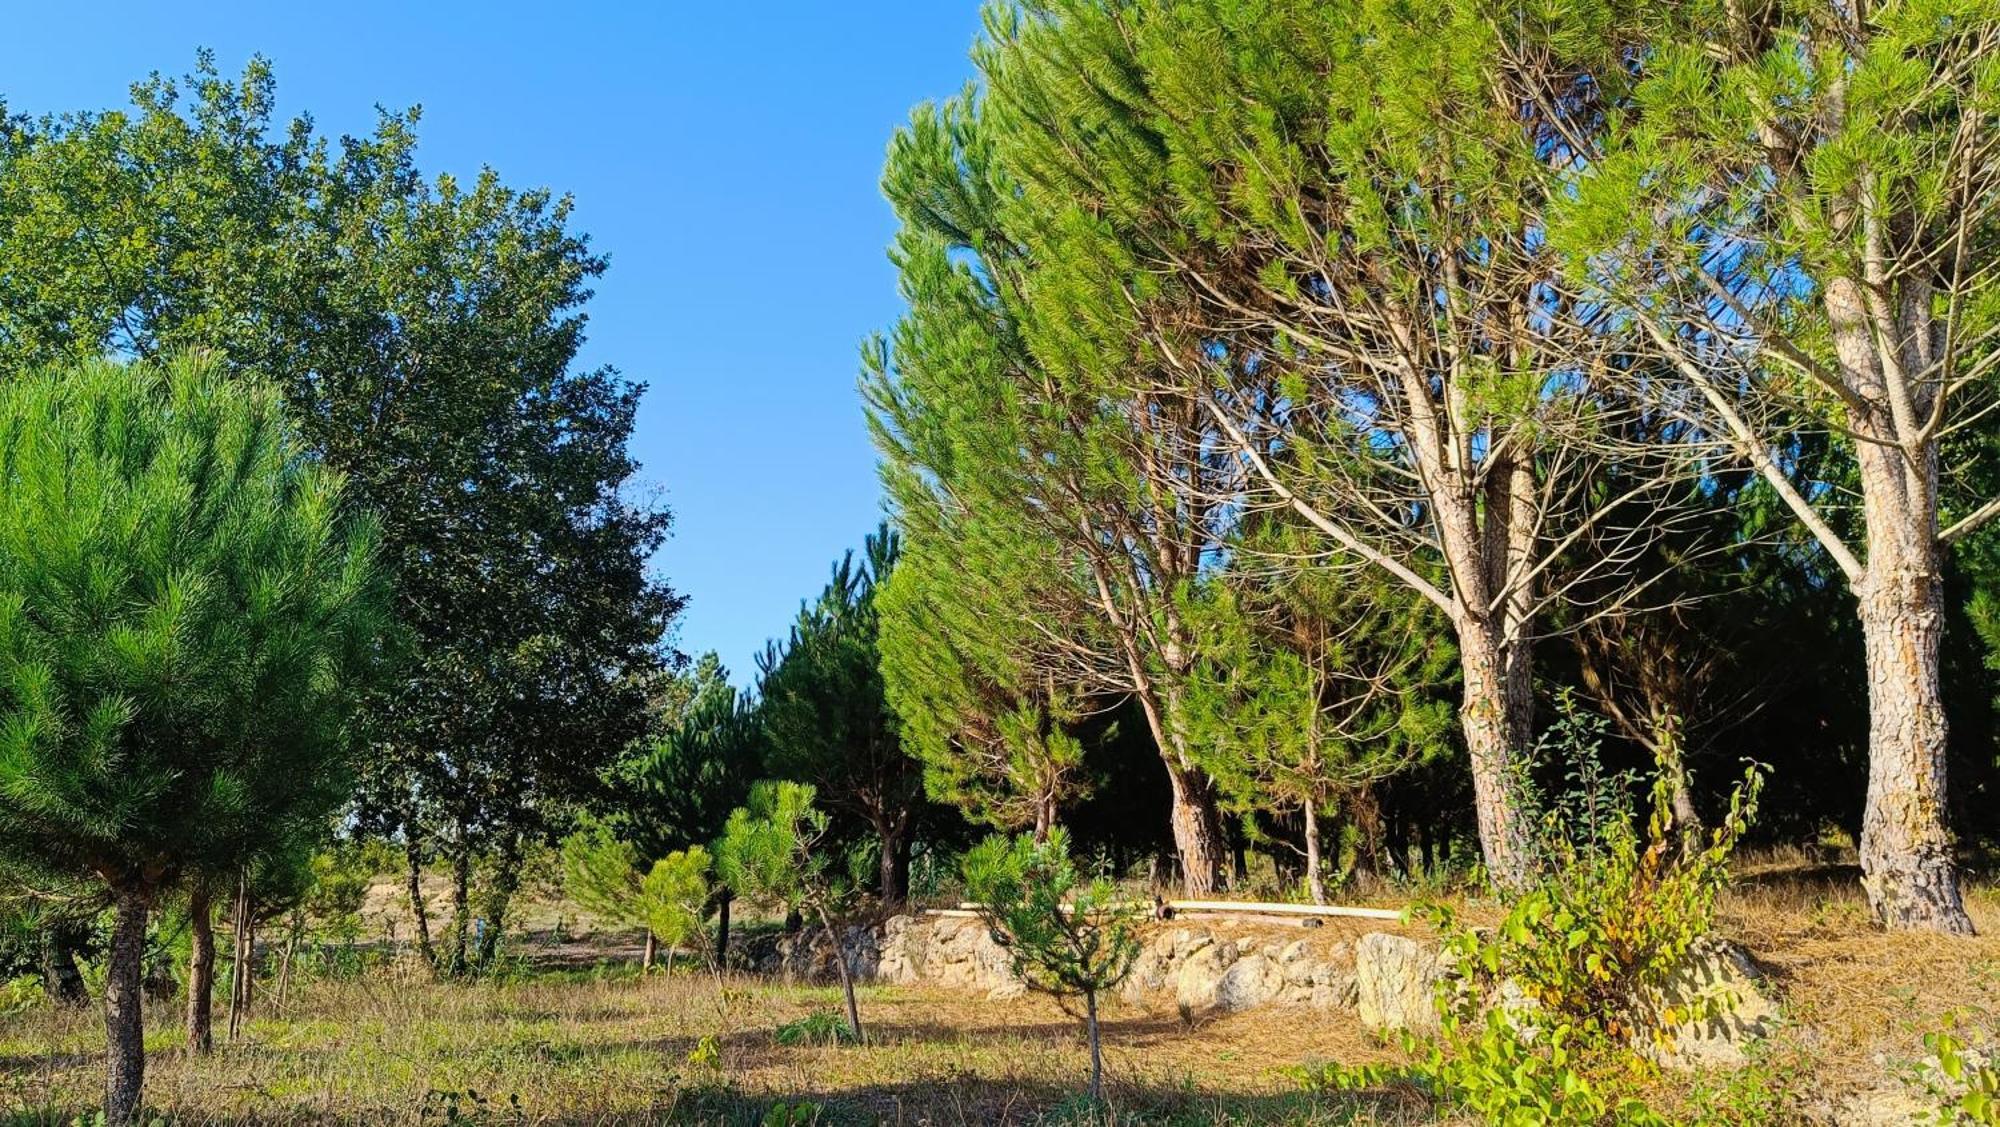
{"left": 1164, "top": 764, "right": 1229, "bottom": 896}
{"left": 1854, "top": 469, "right": 1971, "bottom": 932}
{"left": 1828, "top": 274, "right": 1974, "bottom": 935}
{"left": 1033, "top": 794, "right": 1057, "bottom": 843}
{"left": 875, "top": 812, "right": 911, "bottom": 907}
{"left": 102, "top": 883, "right": 150, "bottom": 1127}
{"left": 1457, "top": 616, "right": 1534, "bottom": 890}
{"left": 185, "top": 887, "right": 215, "bottom": 1056}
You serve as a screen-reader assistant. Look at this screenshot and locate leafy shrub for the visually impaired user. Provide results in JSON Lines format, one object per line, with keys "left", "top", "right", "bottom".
{"left": 1914, "top": 1029, "right": 2000, "bottom": 1125}
{"left": 1302, "top": 703, "right": 1765, "bottom": 1125}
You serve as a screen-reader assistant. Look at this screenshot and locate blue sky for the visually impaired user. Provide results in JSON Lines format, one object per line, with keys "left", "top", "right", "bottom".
{"left": 1, "top": 2, "right": 986, "bottom": 684}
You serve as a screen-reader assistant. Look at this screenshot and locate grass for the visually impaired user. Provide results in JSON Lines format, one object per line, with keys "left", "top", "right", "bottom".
{"left": 3, "top": 854, "right": 1997, "bottom": 1124}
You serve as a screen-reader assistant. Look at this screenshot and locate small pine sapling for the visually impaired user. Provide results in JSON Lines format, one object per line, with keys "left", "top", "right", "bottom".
{"left": 717, "top": 782, "right": 863, "bottom": 1041}
{"left": 962, "top": 828, "right": 1143, "bottom": 1102}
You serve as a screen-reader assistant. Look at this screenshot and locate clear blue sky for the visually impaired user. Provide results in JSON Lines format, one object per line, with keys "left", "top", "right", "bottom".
{"left": 1, "top": 2, "right": 985, "bottom": 684}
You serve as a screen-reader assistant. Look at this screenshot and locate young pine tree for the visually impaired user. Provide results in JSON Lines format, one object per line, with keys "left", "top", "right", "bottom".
{"left": 962, "top": 828, "right": 1144, "bottom": 1103}
{"left": 0, "top": 356, "right": 385, "bottom": 1125}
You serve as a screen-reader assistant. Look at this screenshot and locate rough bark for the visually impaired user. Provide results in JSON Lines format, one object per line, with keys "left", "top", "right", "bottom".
{"left": 103, "top": 884, "right": 150, "bottom": 1127}
{"left": 876, "top": 816, "right": 911, "bottom": 907}
{"left": 185, "top": 887, "right": 215, "bottom": 1056}
{"left": 1164, "top": 764, "right": 1230, "bottom": 896}
{"left": 1854, "top": 522, "right": 1973, "bottom": 933}
{"left": 1457, "top": 618, "right": 1533, "bottom": 890}
{"left": 1829, "top": 275, "right": 1974, "bottom": 935}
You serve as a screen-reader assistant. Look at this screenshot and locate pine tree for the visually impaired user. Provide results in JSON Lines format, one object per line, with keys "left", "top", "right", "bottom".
{"left": 0, "top": 355, "right": 385, "bottom": 1125}
{"left": 1543, "top": 0, "right": 2000, "bottom": 931}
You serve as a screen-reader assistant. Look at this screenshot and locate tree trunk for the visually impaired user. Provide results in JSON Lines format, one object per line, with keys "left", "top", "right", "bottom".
{"left": 1164, "top": 765, "right": 1229, "bottom": 896}
{"left": 1302, "top": 804, "right": 1327, "bottom": 906}
{"left": 227, "top": 875, "right": 253, "bottom": 1043}
{"left": 815, "top": 905, "right": 862, "bottom": 1042}
{"left": 1033, "top": 796, "right": 1056, "bottom": 843}
{"left": 876, "top": 818, "right": 910, "bottom": 907}
{"left": 103, "top": 883, "right": 150, "bottom": 1127}
{"left": 185, "top": 887, "right": 215, "bottom": 1056}
{"left": 41, "top": 923, "right": 88, "bottom": 1007}
{"left": 1350, "top": 786, "right": 1386, "bottom": 887}
{"left": 476, "top": 834, "right": 523, "bottom": 968}
{"left": 642, "top": 929, "right": 657, "bottom": 974}
{"left": 1085, "top": 986, "right": 1105, "bottom": 1103}
{"left": 446, "top": 839, "right": 473, "bottom": 977}
{"left": 276, "top": 913, "right": 300, "bottom": 1008}
{"left": 1854, "top": 528, "right": 1974, "bottom": 933}
{"left": 403, "top": 831, "right": 435, "bottom": 968}
{"left": 1457, "top": 619, "right": 1532, "bottom": 891}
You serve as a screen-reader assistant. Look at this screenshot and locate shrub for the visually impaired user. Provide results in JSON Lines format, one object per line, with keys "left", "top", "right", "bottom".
{"left": 1302, "top": 714, "right": 1765, "bottom": 1125}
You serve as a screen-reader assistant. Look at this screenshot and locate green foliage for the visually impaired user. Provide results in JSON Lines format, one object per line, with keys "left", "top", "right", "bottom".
{"left": 0, "top": 355, "right": 385, "bottom": 897}
{"left": 560, "top": 820, "right": 647, "bottom": 931}
{"left": 1304, "top": 723, "right": 1764, "bottom": 1124}
{"left": 639, "top": 846, "right": 712, "bottom": 956}
{"left": 717, "top": 782, "right": 840, "bottom": 915}
{"left": 961, "top": 828, "right": 1141, "bottom": 1000}
{"left": 612, "top": 654, "right": 764, "bottom": 866}
{"left": 1918, "top": 1029, "right": 2000, "bottom": 1126}
{"left": 757, "top": 525, "right": 926, "bottom": 902}
{"left": 771, "top": 1010, "right": 854, "bottom": 1047}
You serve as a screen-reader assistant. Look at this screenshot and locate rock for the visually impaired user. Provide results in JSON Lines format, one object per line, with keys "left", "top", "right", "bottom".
{"left": 1174, "top": 936, "right": 1240, "bottom": 1012}
{"left": 1638, "top": 938, "right": 1778, "bottom": 1070}
{"left": 1355, "top": 932, "right": 1444, "bottom": 1032}
{"left": 1215, "top": 953, "right": 1283, "bottom": 1011}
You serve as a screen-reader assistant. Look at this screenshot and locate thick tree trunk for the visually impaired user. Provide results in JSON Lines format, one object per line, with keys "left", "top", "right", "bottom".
{"left": 1164, "top": 765, "right": 1229, "bottom": 896}
{"left": 1302, "top": 804, "right": 1327, "bottom": 906}
{"left": 185, "top": 887, "right": 215, "bottom": 1056}
{"left": 876, "top": 817, "right": 910, "bottom": 907}
{"left": 41, "top": 923, "right": 88, "bottom": 1007}
{"left": 403, "top": 832, "right": 435, "bottom": 968}
{"left": 476, "top": 835, "right": 523, "bottom": 968}
{"left": 103, "top": 884, "right": 150, "bottom": 1127}
{"left": 1457, "top": 620, "right": 1533, "bottom": 891}
{"left": 1854, "top": 532, "right": 1974, "bottom": 933}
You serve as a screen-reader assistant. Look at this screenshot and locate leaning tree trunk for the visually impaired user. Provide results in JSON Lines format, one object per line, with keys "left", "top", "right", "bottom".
{"left": 1457, "top": 619, "right": 1533, "bottom": 892}
{"left": 185, "top": 887, "right": 215, "bottom": 1056}
{"left": 403, "top": 829, "right": 435, "bottom": 968}
{"left": 1853, "top": 485, "right": 1973, "bottom": 933}
{"left": 1164, "top": 765, "right": 1230, "bottom": 896}
{"left": 103, "top": 883, "right": 150, "bottom": 1127}
{"left": 814, "top": 905, "right": 863, "bottom": 1042}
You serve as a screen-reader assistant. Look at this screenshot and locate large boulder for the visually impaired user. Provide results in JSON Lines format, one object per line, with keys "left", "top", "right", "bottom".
{"left": 1214, "top": 953, "right": 1283, "bottom": 1011}
{"left": 1175, "top": 937, "right": 1240, "bottom": 1012}
{"left": 1636, "top": 938, "right": 1779, "bottom": 1069}
{"left": 1355, "top": 932, "right": 1444, "bottom": 1032}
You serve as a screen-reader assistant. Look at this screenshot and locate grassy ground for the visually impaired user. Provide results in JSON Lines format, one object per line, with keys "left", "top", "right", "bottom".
{"left": 2, "top": 855, "right": 1997, "bottom": 1124}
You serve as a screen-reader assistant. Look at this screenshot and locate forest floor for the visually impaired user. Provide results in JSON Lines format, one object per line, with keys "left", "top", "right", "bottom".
{"left": 1, "top": 854, "right": 1997, "bottom": 1124}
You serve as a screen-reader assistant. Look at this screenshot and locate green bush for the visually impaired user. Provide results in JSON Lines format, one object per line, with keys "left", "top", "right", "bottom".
{"left": 772, "top": 1009, "right": 853, "bottom": 1047}
{"left": 1302, "top": 709, "right": 1765, "bottom": 1125}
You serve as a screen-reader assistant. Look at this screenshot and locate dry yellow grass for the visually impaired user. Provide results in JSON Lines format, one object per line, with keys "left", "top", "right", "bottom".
{"left": 4, "top": 856, "right": 1996, "bottom": 1124}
